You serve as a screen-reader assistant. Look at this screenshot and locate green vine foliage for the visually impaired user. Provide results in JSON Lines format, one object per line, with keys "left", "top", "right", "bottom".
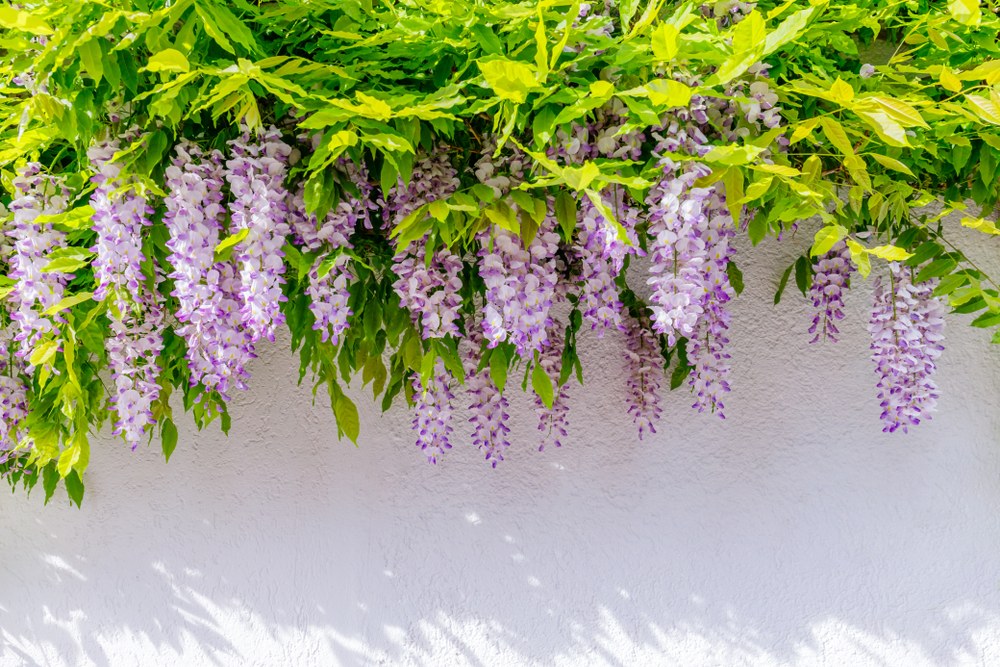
{"left": 2, "top": 0, "right": 1000, "bottom": 505}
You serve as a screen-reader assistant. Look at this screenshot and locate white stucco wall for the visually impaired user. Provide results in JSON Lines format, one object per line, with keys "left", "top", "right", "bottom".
{"left": 3, "top": 231, "right": 1000, "bottom": 667}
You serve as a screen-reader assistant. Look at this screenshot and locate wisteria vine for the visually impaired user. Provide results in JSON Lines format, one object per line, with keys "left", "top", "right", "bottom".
{"left": 5, "top": 0, "right": 998, "bottom": 504}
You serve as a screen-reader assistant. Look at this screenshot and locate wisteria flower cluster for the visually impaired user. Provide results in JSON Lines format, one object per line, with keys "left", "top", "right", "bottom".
{"left": 226, "top": 127, "right": 293, "bottom": 344}
{"left": 387, "top": 152, "right": 464, "bottom": 339}
{"left": 89, "top": 137, "right": 166, "bottom": 449}
{"left": 164, "top": 140, "right": 254, "bottom": 398}
{"left": 810, "top": 241, "right": 853, "bottom": 344}
{"left": 7, "top": 163, "right": 70, "bottom": 362}
{"left": 869, "top": 263, "right": 946, "bottom": 433}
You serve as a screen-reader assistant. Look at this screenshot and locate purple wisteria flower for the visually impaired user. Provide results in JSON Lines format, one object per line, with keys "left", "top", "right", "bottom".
{"left": 477, "top": 215, "right": 562, "bottom": 355}
{"left": 474, "top": 143, "right": 562, "bottom": 354}
{"left": 644, "top": 156, "right": 712, "bottom": 346}
{"left": 89, "top": 136, "right": 165, "bottom": 449}
{"left": 686, "top": 184, "right": 736, "bottom": 417}
{"left": 576, "top": 189, "right": 642, "bottom": 335}
{"left": 412, "top": 359, "right": 456, "bottom": 463}
{"left": 225, "top": 126, "right": 292, "bottom": 343}
{"left": 623, "top": 317, "right": 665, "bottom": 439}
{"left": 289, "top": 160, "right": 375, "bottom": 345}
{"left": 164, "top": 140, "right": 255, "bottom": 397}
{"left": 386, "top": 151, "right": 463, "bottom": 339}
{"left": 809, "top": 241, "right": 853, "bottom": 343}
{"left": 461, "top": 333, "right": 511, "bottom": 467}
{"left": 869, "top": 262, "right": 946, "bottom": 433}
{"left": 535, "top": 321, "right": 571, "bottom": 451}
{"left": 0, "top": 325, "right": 29, "bottom": 457}
{"left": 6, "top": 163, "right": 70, "bottom": 361}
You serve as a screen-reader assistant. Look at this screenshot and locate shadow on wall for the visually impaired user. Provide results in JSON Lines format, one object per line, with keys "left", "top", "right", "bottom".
{"left": 3, "top": 234, "right": 1000, "bottom": 666}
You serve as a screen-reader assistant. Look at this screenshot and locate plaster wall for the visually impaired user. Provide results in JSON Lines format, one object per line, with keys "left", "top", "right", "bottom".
{"left": 2, "top": 233, "right": 1000, "bottom": 666}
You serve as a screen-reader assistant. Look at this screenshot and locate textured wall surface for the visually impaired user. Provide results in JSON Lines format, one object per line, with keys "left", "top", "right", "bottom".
{"left": 3, "top": 232, "right": 1000, "bottom": 667}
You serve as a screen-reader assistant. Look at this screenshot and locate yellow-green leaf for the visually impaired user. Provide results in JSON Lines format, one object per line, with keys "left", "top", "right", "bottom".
{"left": 819, "top": 117, "right": 855, "bottom": 156}
{"left": 845, "top": 238, "right": 871, "bottom": 278}
{"left": 948, "top": 0, "right": 981, "bottom": 25}
{"left": 29, "top": 340, "right": 59, "bottom": 368}
{"left": 731, "top": 10, "right": 766, "bottom": 54}
{"left": 829, "top": 77, "right": 854, "bottom": 105}
{"left": 145, "top": 48, "right": 190, "bottom": 73}
{"left": 479, "top": 58, "right": 541, "bottom": 104}
{"left": 790, "top": 118, "right": 819, "bottom": 144}
{"left": 869, "top": 244, "right": 913, "bottom": 261}
{"left": 940, "top": 68, "right": 963, "bottom": 92}
{"left": 354, "top": 92, "right": 393, "bottom": 121}
{"left": 812, "top": 224, "right": 848, "bottom": 256}
{"left": 214, "top": 228, "right": 249, "bottom": 262}
{"left": 763, "top": 7, "right": 816, "bottom": 56}
{"left": 967, "top": 94, "right": 1000, "bottom": 125}
{"left": 43, "top": 292, "right": 95, "bottom": 316}
{"left": 961, "top": 216, "right": 1000, "bottom": 235}
{"left": 651, "top": 23, "right": 679, "bottom": 61}
{"left": 0, "top": 6, "right": 53, "bottom": 35}
{"left": 625, "top": 79, "right": 694, "bottom": 109}
{"left": 869, "top": 153, "right": 915, "bottom": 177}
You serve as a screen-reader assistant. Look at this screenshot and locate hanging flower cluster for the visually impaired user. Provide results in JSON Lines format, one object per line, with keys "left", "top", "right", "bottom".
{"left": 462, "top": 333, "right": 511, "bottom": 467}
{"left": 7, "top": 163, "right": 70, "bottom": 361}
{"left": 810, "top": 241, "right": 853, "bottom": 343}
{"left": 0, "top": 326, "right": 28, "bottom": 457}
{"left": 89, "top": 137, "right": 166, "bottom": 449}
{"left": 869, "top": 263, "right": 946, "bottom": 433}
{"left": 623, "top": 316, "right": 665, "bottom": 440}
{"left": 411, "top": 359, "right": 456, "bottom": 463}
{"left": 225, "top": 126, "right": 292, "bottom": 344}
{"left": 164, "top": 140, "right": 254, "bottom": 398}
{"left": 291, "top": 159, "right": 375, "bottom": 345}
{"left": 387, "top": 152, "right": 464, "bottom": 339}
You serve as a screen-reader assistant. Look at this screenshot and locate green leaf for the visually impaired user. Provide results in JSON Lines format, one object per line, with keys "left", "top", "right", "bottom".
{"left": 869, "top": 153, "right": 915, "bottom": 177}
{"left": 532, "top": 362, "right": 554, "bottom": 410}
{"left": 214, "top": 228, "right": 249, "bottom": 262}
{"left": 43, "top": 292, "right": 95, "bottom": 316}
{"left": 869, "top": 245, "right": 913, "bottom": 261}
{"left": 915, "top": 257, "right": 958, "bottom": 283}
{"left": 731, "top": 10, "right": 766, "bottom": 54}
{"left": 555, "top": 191, "right": 577, "bottom": 241}
{"left": 489, "top": 349, "right": 508, "bottom": 393}
{"left": 42, "top": 463, "right": 59, "bottom": 504}
{"left": 478, "top": 58, "right": 541, "bottom": 104}
{"left": 845, "top": 239, "right": 871, "bottom": 278}
{"left": 650, "top": 23, "right": 679, "bottom": 61}
{"left": 65, "top": 470, "right": 85, "bottom": 508}
{"left": 948, "top": 0, "right": 981, "bottom": 25}
{"left": 774, "top": 263, "right": 794, "bottom": 305}
{"left": 162, "top": 419, "right": 178, "bottom": 463}
{"left": 811, "top": 225, "right": 848, "bottom": 256}
{"left": 35, "top": 204, "right": 96, "bottom": 230}
{"left": 0, "top": 6, "right": 53, "bottom": 35}
{"left": 145, "top": 49, "right": 190, "bottom": 73}
{"left": 794, "top": 255, "right": 812, "bottom": 295}
{"left": 726, "top": 261, "right": 744, "bottom": 295}
{"left": 333, "top": 392, "right": 360, "bottom": 443}
{"left": 78, "top": 39, "right": 104, "bottom": 83}
{"left": 971, "top": 311, "right": 1000, "bottom": 327}
{"left": 763, "top": 7, "right": 816, "bottom": 56}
